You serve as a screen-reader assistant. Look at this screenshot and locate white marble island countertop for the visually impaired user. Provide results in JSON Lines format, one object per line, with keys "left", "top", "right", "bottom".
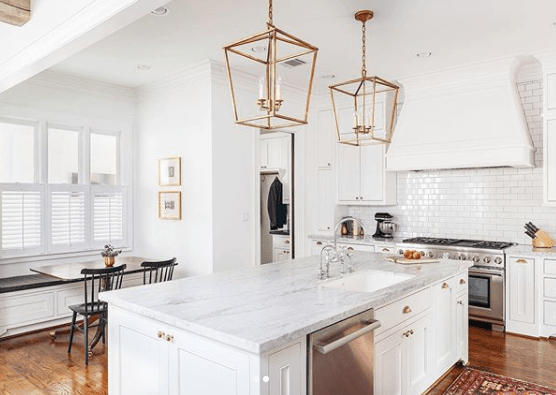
{"left": 100, "top": 252, "right": 472, "bottom": 354}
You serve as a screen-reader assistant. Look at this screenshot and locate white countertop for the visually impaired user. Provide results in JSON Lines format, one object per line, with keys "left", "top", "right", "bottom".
{"left": 100, "top": 252, "right": 471, "bottom": 354}
{"left": 505, "top": 244, "right": 556, "bottom": 257}
{"left": 308, "top": 234, "right": 404, "bottom": 245}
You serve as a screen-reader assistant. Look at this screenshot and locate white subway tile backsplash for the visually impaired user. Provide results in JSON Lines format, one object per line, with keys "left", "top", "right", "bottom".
{"left": 350, "top": 80, "right": 553, "bottom": 245}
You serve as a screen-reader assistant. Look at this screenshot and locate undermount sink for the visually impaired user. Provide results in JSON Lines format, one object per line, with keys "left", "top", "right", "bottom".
{"left": 322, "top": 270, "right": 415, "bottom": 293}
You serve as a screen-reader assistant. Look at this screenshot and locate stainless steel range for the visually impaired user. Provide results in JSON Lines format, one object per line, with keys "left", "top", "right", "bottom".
{"left": 396, "top": 237, "right": 513, "bottom": 331}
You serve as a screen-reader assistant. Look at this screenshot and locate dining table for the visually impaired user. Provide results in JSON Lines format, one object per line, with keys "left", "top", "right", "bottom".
{"left": 30, "top": 255, "right": 154, "bottom": 352}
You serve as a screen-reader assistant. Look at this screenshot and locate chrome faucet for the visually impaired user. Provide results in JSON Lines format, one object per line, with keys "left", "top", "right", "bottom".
{"left": 318, "top": 217, "right": 365, "bottom": 280}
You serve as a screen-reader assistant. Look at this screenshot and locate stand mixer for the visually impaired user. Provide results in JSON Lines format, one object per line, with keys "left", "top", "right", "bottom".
{"left": 373, "top": 212, "right": 397, "bottom": 239}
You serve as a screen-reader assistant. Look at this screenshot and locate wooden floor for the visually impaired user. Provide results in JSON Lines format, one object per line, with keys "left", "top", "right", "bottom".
{"left": 1, "top": 324, "right": 556, "bottom": 394}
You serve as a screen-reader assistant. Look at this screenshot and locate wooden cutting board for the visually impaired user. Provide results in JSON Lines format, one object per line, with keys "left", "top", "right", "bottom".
{"left": 384, "top": 256, "right": 441, "bottom": 265}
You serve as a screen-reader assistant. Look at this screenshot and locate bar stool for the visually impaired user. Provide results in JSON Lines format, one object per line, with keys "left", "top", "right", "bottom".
{"left": 141, "top": 258, "right": 177, "bottom": 284}
{"left": 67, "top": 264, "right": 126, "bottom": 364}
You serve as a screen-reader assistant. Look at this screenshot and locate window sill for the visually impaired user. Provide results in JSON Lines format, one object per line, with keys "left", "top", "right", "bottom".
{"left": 0, "top": 247, "right": 133, "bottom": 266}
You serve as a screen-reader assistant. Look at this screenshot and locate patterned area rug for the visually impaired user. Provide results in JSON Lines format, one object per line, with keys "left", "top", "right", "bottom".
{"left": 443, "top": 368, "right": 556, "bottom": 395}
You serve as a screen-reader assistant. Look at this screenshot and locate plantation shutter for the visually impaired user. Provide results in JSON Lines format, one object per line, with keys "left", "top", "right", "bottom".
{"left": 49, "top": 186, "right": 87, "bottom": 250}
{"left": 1, "top": 185, "right": 44, "bottom": 256}
{"left": 92, "top": 186, "right": 125, "bottom": 246}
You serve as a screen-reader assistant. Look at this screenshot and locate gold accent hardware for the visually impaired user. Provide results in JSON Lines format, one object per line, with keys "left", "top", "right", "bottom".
{"left": 516, "top": 259, "right": 528, "bottom": 264}
{"left": 457, "top": 300, "right": 464, "bottom": 305}
{"left": 165, "top": 334, "right": 174, "bottom": 342}
{"left": 460, "top": 279, "right": 466, "bottom": 284}
{"left": 382, "top": 248, "right": 390, "bottom": 252}
{"left": 285, "top": 240, "right": 290, "bottom": 244}
{"left": 409, "top": 329, "right": 414, "bottom": 335}
{"left": 223, "top": 0, "right": 318, "bottom": 130}
{"left": 442, "top": 282, "right": 449, "bottom": 289}
{"left": 157, "top": 331, "right": 165, "bottom": 339}
{"left": 330, "top": 10, "right": 399, "bottom": 146}
{"left": 402, "top": 306, "right": 412, "bottom": 314}
{"left": 316, "top": 241, "right": 322, "bottom": 245}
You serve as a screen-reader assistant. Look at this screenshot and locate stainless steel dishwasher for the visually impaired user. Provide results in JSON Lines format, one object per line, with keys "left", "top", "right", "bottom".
{"left": 308, "top": 308, "right": 381, "bottom": 395}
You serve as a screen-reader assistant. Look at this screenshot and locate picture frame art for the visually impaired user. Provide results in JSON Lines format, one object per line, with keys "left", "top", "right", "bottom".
{"left": 158, "top": 157, "right": 181, "bottom": 186}
{"left": 158, "top": 191, "right": 182, "bottom": 220}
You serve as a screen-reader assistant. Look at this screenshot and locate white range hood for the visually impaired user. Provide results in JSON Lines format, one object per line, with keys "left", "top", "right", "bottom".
{"left": 386, "top": 57, "right": 534, "bottom": 171}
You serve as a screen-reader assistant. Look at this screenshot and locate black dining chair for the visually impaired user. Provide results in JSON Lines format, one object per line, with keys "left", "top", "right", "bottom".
{"left": 67, "top": 264, "right": 126, "bottom": 364}
{"left": 141, "top": 258, "right": 178, "bottom": 284}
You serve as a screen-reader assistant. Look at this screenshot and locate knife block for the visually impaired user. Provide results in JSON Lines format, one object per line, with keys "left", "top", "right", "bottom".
{"left": 533, "top": 229, "right": 555, "bottom": 248}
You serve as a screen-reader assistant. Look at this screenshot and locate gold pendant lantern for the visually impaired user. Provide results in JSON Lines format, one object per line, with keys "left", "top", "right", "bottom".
{"left": 223, "top": 0, "right": 318, "bottom": 130}
{"left": 330, "top": 10, "right": 399, "bottom": 146}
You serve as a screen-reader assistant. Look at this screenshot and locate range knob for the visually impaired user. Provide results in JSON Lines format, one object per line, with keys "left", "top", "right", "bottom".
{"left": 441, "top": 252, "right": 452, "bottom": 259}
{"left": 398, "top": 249, "right": 404, "bottom": 255}
{"left": 428, "top": 251, "right": 434, "bottom": 258}
{"left": 483, "top": 256, "right": 491, "bottom": 264}
{"left": 458, "top": 254, "right": 467, "bottom": 260}
{"left": 473, "top": 256, "right": 480, "bottom": 263}
{"left": 494, "top": 257, "right": 503, "bottom": 265}
{"left": 420, "top": 251, "right": 426, "bottom": 257}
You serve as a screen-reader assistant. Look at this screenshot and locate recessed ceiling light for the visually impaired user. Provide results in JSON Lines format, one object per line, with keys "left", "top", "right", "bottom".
{"left": 322, "top": 74, "right": 335, "bottom": 79}
{"left": 551, "top": 22, "right": 556, "bottom": 27}
{"left": 251, "top": 45, "right": 267, "bottom": 53}
{"left": 150, "top": 6, "right": 169, "bottom": 16}
{"left": 137, "top": 64, "right": 151, "bottom": 71}
{"left": 416, "top": 52, "right": 432, "bottom": 58}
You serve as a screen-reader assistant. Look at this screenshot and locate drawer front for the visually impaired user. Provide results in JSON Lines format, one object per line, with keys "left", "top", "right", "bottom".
{"left": 455, "top": 272, "right": 468, "bottom": 294}
{"left": 545, "top": 259, "right": 556, "bottom": 275}
{"left": 311, "top": 240, "right": 325, "bottom": 256}
{"left": 273, "top": 235, "right": 291, "bottom": 248}
{"left": 0, "top": 292, "right": 55, "bottom": 327}
{"left": 544, "top": 300, "right": 556, "bottom": 326}
{"left": 545, "top": 278, "right": 556, "bottom": 299}
{"left": 56, "top": 285, "right": 84, "bottom": 317}
{"left": 375, "top": 287, "right": 431, "bottom": 335}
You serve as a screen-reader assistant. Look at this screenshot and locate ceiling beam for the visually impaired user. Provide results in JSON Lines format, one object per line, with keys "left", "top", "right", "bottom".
{"left": 0, "top": 0, "right": 30, "bottom": 27}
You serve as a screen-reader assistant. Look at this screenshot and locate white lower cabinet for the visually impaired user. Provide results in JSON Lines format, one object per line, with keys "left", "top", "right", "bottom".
{"left": 432, "top": 277, "right": 456, "bottom": 375}
{"left": 108, "top": 306, "right": 306, "bottom": 395}
{"left": 375, "top": 273, "right": 468, "bottom": 395}
{"left": 506, "top": 256, "right": 537, "bottom": 336}
{"left": 375, "top": 314, "right": 433, "bottom": 395}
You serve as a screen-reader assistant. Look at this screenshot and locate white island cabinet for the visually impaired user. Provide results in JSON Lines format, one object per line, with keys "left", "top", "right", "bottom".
{"left": 101, "top": 252, "right": 469, "bottom": 395}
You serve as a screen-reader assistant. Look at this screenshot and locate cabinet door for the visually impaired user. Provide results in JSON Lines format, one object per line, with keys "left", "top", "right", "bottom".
{"left": 267, "top": 137, "right": 283, "bottom": 169}
{"left": 508, "top": 257, "right": 536, "bottom": 324}
{"left": 375, "top": 329, "right": 403, "bottom": 395}
{"left": 546, "top": 119, "right": 556, "bottom": 203}
{"left": 456, "top": 293, "right": 468, "bottom": 364}
{"left": 281, "top": 134, "right": 291, "bottom": 204}
{"left": 109, "top": 309, "right": 168, "bottom": 395}
{"left": 317, "top": 110, "right": 333, "bottom": 168}
{"left": 337, "top": 143, "right": 360, "bottom": 202}
{"left": 403, "top": 314, "right": 434, "bottom": 395}
{"left": 273, "top": 248, "right": 291, "bottom": 262}
{"left": 169, "top": 328, "right": 250, "bottom": 395}
{"left": 316, "top": 169, "right": 333, "bottom": 232}
{"left": 268, "top": 341, "right": 303, "bottom": 395}
{"left": 260, "top": 138, "right": 269, "bottom": 169}
{"left": 432, "top": 278, "right": 456, "bottom": 375}
{"left": 360, "top": 144, "right": 384, "bottom": 202}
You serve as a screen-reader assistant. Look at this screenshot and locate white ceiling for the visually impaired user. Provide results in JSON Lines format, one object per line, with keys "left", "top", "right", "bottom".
{"left": 49, "top": 0, "right": 556, "bottom": 90}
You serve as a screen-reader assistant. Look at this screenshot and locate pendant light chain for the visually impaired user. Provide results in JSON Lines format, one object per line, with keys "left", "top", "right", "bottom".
{"left": 361, "top": 20, "right": 367, "bottom": 78}
{"left": 268, "top": 0, "right": 273, "bottom": 26}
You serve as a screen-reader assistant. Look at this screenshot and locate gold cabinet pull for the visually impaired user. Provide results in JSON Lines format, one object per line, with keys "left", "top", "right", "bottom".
{"left": 316, "top": 241, "right": 323, "bottom": 245}
{"left": 285, "top": 240, "right": 290, "bottom": 244}
{"left": 516, "top": 259, "right": 528, "bottom": 264}
{"left": 457, "top": 300, "right": 464, "bottom": 305}
{"left": 402, "top": 306, "right": 412, "bottom": 314}
{"left": 382, "top": 248, "right": 390, "bottom": 252}
{"left": 442, "top": 282, "right": 449, "bottom": 289}
{"left": 165, "top": 334, "right": 174, "bottom": 342}
{"left": 403, "top": 329, "right": 414, "bottom": 338}
{"left": 157, "top": 331, "right": 165, "bottom": 339}
{"left": 460, "top": 279, "right": 466, "bottom": 284}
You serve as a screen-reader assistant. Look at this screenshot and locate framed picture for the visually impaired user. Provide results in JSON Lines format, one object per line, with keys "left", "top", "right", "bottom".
{"left": 158, "top": 157, "right": 181, "bottom": 186}
{"left": 158, "top": 191, "right": 182, "bottom": 220}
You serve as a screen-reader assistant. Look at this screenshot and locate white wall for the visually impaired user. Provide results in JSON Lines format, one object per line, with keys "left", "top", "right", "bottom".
{"left": 0, "top": 70, "right": 136, "bottom": 277}
{"left": 135, "top": 60, "right": 258, "bottom": 277}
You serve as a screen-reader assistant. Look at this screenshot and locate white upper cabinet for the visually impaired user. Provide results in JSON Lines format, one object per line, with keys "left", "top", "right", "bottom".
{"left": 317, "top": 110, "right": 333, "bottom": 168}
{"left": 542, "top": 55, "right": 556, "bottom": 205}
{"left": 336, "top": 107, "right": 396, "bottom": 205}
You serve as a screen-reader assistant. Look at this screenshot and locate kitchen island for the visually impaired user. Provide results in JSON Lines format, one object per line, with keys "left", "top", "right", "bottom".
{"left": 100, "top": 252, "right": 471, "bottom": 395}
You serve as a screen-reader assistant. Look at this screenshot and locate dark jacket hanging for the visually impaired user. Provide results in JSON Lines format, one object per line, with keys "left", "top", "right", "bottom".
{"left": 267, "top": 177, "right": 287, "bottom": 230}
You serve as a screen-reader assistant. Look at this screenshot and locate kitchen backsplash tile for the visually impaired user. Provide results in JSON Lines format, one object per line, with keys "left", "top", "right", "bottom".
{"left": 349, "top": 79, "right": 551, "bottom": 245}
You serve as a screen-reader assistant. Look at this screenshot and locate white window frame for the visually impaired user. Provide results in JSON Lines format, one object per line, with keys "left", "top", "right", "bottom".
{"left": 0, "top": 114, "right": 132, "bottom": 262}
{"left": 90, "top": 185, "right": 128, "bottom": 250}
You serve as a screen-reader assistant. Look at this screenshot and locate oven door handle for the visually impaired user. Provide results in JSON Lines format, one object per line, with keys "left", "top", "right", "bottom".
{"left": 469, "top": 269, "right": 504, "bottom": 277}
{"left": 313, "top": 320, "right": 381, "bottom": 355}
